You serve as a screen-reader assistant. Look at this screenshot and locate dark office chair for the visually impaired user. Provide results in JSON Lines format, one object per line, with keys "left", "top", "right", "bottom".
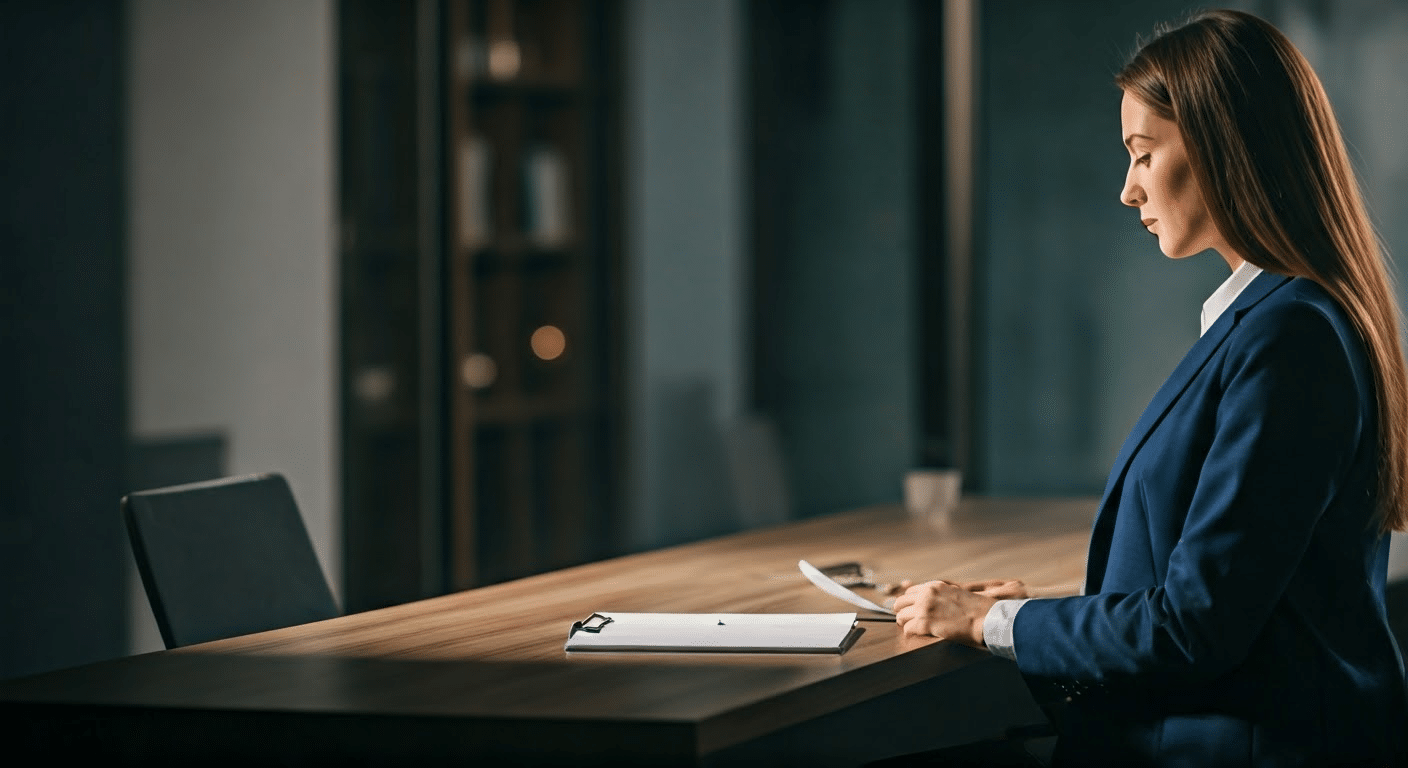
{"left": 122, "top": 472, "right": 339, "bottom": 649}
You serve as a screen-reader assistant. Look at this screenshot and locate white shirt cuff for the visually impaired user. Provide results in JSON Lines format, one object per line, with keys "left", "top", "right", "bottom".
{"left": 983, "top": 598, "right": 1031, "bottom": 662}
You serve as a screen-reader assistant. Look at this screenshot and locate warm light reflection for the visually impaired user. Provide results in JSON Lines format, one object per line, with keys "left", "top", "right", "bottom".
{"left": 461, "top": 353, "right": 498, "bottom": 389}
{"left": 353, "top": 366, "right": 396, "bottom": 403}
{"left": 530, "top": 325, "right": 566, "bottom": 361}
{"left": 488, "top": 39, "right": 521, "bottom": 79}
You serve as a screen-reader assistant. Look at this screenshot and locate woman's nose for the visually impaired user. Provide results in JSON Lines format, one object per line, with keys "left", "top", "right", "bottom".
{"left": 1121, "top": 168, "right": 1145, "bottom": 207}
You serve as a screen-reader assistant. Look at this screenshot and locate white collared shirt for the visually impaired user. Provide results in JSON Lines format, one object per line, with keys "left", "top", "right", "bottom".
{"left": 982, "top": 260, "right": 1265, "bottom": 662}
{"left": 1201, "top": 261, "right": 1263, "bottom": 336}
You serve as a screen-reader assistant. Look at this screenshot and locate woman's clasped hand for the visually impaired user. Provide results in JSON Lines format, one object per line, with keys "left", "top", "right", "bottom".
{"left": 892, "top": 579, "right": 1029, "bottom": 647}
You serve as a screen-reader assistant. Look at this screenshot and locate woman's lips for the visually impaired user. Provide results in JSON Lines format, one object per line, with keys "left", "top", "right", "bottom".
{"left": 1141, "top": 218, "right": 1157, "bottom": 228}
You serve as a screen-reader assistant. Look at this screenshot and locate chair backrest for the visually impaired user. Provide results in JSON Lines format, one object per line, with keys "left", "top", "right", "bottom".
{"left": 122, "top": 473, "right": 339, "bottom": 649}
{"left": 725, "top": 413, "right": 792, "bottom": 528}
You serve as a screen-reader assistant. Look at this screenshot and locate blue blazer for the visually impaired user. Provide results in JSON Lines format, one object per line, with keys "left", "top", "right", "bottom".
{"left": 1013, "top": 272, "right": 1408, "bottom": 766}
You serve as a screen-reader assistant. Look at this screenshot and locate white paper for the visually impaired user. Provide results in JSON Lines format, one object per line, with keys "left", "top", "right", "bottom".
{"left": 798, "top": 559, "right": 895, "bottom": 615}
{"left": 564, "top": 612, "right": 858, "bottom": 653}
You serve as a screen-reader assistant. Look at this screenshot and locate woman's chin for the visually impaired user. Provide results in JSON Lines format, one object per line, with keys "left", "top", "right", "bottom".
{"left": 1158, "top": 241, "right": 1198, "bottom": 260}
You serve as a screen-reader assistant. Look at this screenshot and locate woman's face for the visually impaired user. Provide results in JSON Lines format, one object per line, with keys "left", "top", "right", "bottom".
{"left": 1119, "top": 91, "right": 1240, "bottom": 268}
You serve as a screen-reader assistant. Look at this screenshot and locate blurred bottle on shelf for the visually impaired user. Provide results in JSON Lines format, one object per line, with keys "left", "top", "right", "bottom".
{"left": 523, "top": 143, "right": 569, "bottom": 247}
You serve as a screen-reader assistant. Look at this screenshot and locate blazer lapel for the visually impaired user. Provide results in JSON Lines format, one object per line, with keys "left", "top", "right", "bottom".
{"left": 1084, "top": 271, "right": 1293, "bottom": 590}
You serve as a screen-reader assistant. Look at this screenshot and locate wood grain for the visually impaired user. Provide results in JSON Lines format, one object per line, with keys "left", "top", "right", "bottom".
{"left": 0, "top": 496, "right": 1096, "bottom": 764}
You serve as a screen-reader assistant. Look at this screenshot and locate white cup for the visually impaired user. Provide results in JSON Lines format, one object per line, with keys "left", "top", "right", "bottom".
{"left": 904, "top": 468, "right": 962, "bottom": 527}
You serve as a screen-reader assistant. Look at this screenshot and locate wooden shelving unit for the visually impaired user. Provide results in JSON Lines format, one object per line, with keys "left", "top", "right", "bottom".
{"left": 445, "top": 0, "right": 620, "bottom": 589}
{"left": 338, "top": 0, "right": 621, "bottom": 610}
{"left": 339, "top": 0, "right": 437, "bottom": 613}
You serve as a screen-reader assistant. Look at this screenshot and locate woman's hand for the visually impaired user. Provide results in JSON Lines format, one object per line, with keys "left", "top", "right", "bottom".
{"left": 892, "top": 580, "right": 997, "bottom": 647}
{"left": 882, "top": 578, "right": 1028, "bottom": 600}
{"left": 961, "top": 579, "right": 1029, "bottom": 600}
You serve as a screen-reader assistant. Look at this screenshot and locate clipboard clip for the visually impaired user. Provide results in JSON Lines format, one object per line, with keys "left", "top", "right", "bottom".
{"left": 568, "top": 612, "right": 614, "bottom": 638}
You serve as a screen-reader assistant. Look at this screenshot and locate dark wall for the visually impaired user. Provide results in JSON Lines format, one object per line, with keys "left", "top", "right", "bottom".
{"left": 974, "top": 0, "right": 1228, "bottom": 493}
{"left": 750, "top": 0, "right": 918, "bottom": 520}
{"left": 0, "top": 0, "right": 129, "bottom": 679}
{"left": 973, "top": 0, "right": 1408, "bottom": 507}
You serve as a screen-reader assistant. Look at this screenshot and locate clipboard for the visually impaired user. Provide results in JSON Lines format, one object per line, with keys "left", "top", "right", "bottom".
{"left": 564, "top": 612, "right": 863, "bottom": 654}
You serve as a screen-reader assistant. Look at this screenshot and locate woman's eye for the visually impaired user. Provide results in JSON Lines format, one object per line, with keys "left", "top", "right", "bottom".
{"left": 1137, "top": 154, "right": 1152, "bottom": 166}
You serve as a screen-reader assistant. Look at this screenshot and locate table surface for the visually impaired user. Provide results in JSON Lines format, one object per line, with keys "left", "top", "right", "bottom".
{"left": 0, "top": 496, "right": 1096, "bottom": 764}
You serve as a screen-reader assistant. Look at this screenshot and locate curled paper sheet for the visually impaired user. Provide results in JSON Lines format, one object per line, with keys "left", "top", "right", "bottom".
{"left": 799, "top": 559, "right": 895, "bottom": 615}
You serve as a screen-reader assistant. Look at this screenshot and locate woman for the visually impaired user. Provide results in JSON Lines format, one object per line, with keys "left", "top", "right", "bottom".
{"left": 895, "top": 10, "right": 1408, "bottom": 766}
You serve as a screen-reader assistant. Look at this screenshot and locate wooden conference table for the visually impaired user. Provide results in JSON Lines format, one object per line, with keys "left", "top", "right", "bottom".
{"left": 0, "top": 496, "right": 1096, "bottom": 766}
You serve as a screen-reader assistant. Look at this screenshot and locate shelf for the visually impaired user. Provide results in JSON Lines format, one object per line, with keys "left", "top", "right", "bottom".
{"left": 459, "top": 394, "right": 587, "bottom": 426}
{"left": 461, "top": 237, "right": 581, "bottom": 268}
{"left": 442, "top": 0, "right": 619, "bottom": 591}
{"left": 467, "top": 78, "right": 583, "bottom": 101}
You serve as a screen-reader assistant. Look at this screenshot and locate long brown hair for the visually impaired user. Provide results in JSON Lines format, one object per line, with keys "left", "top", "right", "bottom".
{"left": 1117, "top": 9, "right": 1408, "bottom": 533}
